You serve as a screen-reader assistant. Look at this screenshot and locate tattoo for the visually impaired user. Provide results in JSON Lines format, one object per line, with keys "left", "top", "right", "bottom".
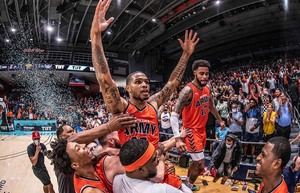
{"left": 105, "top": 87, "right": 121, "bottom": 104}
{"left": 160, "top": 87, "right": 172, "bottom": 105}
{"left": 170, "top": 58, "right": 187, "bottom": 82}
{"left": 92, "top": 44, "right": 108, "bottom": 74}
{"left": 173, "top": 86, "right": 192, "bottom": 114}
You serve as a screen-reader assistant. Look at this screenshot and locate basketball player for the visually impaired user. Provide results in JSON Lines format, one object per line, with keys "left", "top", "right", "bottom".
{"left": 256, "top": 137, "right": 290, "bottom": 193}
{"left": 170, "top": 60, "right": 225, "bottom": 190}
{"left": 90, "top": 0, "right": 200, "bottom": 148}
{"left": 113, "top": 138, "right": 191, "bottom": 193}
{"left": 49, "top": 114, "right": 136, "bottom": 193}
{"left": 27, "top": 131, "right": 55, "bottom": 193}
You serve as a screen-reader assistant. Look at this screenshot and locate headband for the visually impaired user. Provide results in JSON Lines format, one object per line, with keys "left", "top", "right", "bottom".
{"left": 124, "top": 142, "right": 155, "bottom": 172}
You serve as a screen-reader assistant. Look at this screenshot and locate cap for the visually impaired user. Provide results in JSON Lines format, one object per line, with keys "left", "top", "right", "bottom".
{"left": 32, "top": 131, "right": 41, "bottom": 139}
{"left": 226, "top": 133, "right": 236, "bottom": 141}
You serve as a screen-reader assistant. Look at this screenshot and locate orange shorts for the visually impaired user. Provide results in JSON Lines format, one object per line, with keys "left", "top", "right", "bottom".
{"left": 183, "top": 128, "right": 206, "bottom": 153}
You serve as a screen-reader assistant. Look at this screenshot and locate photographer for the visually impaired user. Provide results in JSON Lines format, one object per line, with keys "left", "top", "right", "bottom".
{"left": 204, "top": 133, "right": 243, "bottom": 184}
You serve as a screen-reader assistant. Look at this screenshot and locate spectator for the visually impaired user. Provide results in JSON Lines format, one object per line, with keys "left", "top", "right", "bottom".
{"left": 212, "top": 125, "right": 229, "bottom": 152}
{"left": 227, "top": 103, "right": 244, "bottom": 140}
{"left": 262, "top": 103, "right": 276, "bottom": 142}
{"left": 243, "top": 98, "right": 261, "bottom": 163}
{"left": 276, "top": 93, "right": 293, "bottom": 140}
{"left": 216, "top": 96, "right": 229, "bottom": 124}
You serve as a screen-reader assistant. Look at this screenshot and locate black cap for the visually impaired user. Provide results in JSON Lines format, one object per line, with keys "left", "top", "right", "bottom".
{"left": 226, "top": 133, "right": 236, "bottom": 141}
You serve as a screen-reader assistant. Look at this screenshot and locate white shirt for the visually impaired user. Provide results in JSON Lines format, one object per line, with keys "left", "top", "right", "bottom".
{"left": 113, "top": 174, "right": 184, "bottom": 193}
{"left": 161, "top": 112, "right": 171, "bottom": 129}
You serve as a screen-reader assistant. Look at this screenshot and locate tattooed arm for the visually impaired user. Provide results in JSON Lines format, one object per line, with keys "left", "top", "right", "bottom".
{"left": 170, "top": 86, "right": 192, "bottom": 153}
{"left": 148, "top": 30, "right": 199, "bottom": 109}
{"left": 90, "top": 0, "right": 126, "bottom": 114}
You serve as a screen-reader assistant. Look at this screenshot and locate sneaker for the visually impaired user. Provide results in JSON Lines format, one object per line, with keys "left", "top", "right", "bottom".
{"left": 191, "top": 184, "right": 200, "bottom": 191}
{"left": 249, "top": 157, "right": 253, "bottom": 164}
{"left": 242, "top": 155, "right": 247, "bottom": 161}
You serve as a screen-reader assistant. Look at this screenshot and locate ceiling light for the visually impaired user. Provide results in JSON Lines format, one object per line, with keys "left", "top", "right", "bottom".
{"left": 216, "top": 1, "right": 220, "bottom": 5}
{"left": 5, "top": 39, "right": 10, "bottom": 43}
{"left": 11, "top": 27, "right": 17, "bottom": 33}
{"left": 151, "top": 18, "right": 156, "bottom": 22}
{"left": 46, "top": 25, "right": 53, "bottom": 32}
{"left": 106, "top": 29, "right": 112, "bottom": 35}
{"left": 56, "top": 37, "right": 63, "bottom": 42}
{"left": 30, "top": 38, "right": 33, "bottom": 41}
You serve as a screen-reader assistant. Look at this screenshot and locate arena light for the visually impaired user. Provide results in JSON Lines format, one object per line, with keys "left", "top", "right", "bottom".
{"left": 10, "top": 27, "right": 17, "bottom": 33}
{"left": 151, "top": 18, "right": 156, "bottom": 22}
{"left": 5, "top": 39, "right": 10, "bottom": 43}
{"left": 106, "top": 29, "right": 112, "bottom": 35}
{"left": 216, "top": 0, "right": 220, "bottom": 5}
{"left": 56, "top": 37, "right": 63, "bottom": 42}
{"left": 46, "top": 25, "right": 54, "bottom": 32}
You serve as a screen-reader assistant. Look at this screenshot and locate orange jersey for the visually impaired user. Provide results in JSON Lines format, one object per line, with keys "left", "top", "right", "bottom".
{"left": 258, "top": 178, "right": 288, "bottom": 193}
{"left": 162, "top": 166, "right": 182, "bottom": 189}
{"left": 95, "top": 155, "right": 112, "bottom": 193}
{"left": 74, "top": 173, "right": 109, "bottom": 193}
{"left": 182, "top": 83, "right": 210, "bottom": 130}
{"left": 119, "top": 101, "right": 159, "bottom": 148}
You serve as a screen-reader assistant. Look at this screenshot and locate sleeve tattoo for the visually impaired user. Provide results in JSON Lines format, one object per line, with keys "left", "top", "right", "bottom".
{"left": 173, "top": 86, "right": 192, "bottom": 114}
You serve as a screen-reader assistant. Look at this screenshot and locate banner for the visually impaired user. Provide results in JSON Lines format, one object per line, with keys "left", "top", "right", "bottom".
{"left": 13, "top": 120, "right": 57, "bottom": 131}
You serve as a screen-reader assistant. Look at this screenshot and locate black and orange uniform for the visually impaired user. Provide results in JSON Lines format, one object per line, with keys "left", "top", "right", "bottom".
{"left": 182, "top": 83, "right": 210, "bottom": 152}
{"left": 119, "top": 101, "right": 159, "bottom": 148}
{"left": 162, "top": 165, "right": 182, "bottom": 189}
{"left": 95, "top": 155, "right": 113, "bottom": 193}
{"left": 257, "top": 178, "right": 288, "bottom": 193}
{"left": 74, "top": 172, "right": 109, "bottom": 193}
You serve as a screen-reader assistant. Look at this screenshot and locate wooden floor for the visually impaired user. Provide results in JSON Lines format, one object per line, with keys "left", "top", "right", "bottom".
{"left": 0, "top": 135, "right": 257, "bottom": 193}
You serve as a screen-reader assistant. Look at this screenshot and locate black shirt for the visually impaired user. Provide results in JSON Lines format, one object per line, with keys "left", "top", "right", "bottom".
{"left": 27, "top": 143, "right": 47, "bottom": 170}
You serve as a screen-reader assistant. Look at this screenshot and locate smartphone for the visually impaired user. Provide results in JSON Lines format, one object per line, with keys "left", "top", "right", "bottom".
{"left": 202, "top": 180, "right": 208, "bottom": 186}
{"left": 229, "top": 112, "right": 232, "bottom": 117}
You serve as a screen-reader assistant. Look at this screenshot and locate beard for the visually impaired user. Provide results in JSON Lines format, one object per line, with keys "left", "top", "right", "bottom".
{"left": 147, "top": 170, "right": 157, "bottom": 178}
{"left": 196, "top": 78, "right": 207, "bottom": 87}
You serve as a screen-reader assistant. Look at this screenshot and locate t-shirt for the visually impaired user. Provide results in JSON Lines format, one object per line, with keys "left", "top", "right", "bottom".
{"left": 113, "top": 174, "right": 184, "bottom": 193}
{"left": 263, "top": 111, "right": 276, "bottom": 135}
{"left": 215, "top": 127, "right": 229, "bottom": 140}
{"left": 27, "top": 143, "right": 47, "bottom": 170}
{"left": 161, "top": 112, "right": 171, "bottom": 129}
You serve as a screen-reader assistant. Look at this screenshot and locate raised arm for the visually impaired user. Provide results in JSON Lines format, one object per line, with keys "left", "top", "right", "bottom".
{"left": 68, "top": 114, "right": 136, "bottom": 144}
{"left": 148, "top": 30, "right": 199, "bottom": 109}
{"left": 170, "top": 86, "right": 193, "bottom": 153}
{"left": 90, "top": 0, "right": 126, "bottom": 114}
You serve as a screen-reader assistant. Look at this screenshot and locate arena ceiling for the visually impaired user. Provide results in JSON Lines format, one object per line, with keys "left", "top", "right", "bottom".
{"left": 0, "top": 0, "right": 300, "bottom": 63}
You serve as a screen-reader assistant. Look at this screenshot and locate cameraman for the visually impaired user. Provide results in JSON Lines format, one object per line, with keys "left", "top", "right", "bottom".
{"left": 283, "top": 155, "right": 300, "bottom": 193}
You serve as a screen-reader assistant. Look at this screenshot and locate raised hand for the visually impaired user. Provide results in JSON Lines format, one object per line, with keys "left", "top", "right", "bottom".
{"left": 90, "top": 0, "right": 114, "bottom": 37}
{"left": 178, "top": 30, "right": 200, "bottom": 56}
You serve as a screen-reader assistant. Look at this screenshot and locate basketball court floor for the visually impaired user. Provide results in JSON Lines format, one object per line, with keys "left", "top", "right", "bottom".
{"left": 0, "top": 135, "right": 257, "bottom": 193}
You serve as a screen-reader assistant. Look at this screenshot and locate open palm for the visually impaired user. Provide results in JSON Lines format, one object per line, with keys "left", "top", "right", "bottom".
{"left": 178, "top": 30, "right": 200, "bottom": 55}
{"left": 90, "top": 0, "right": 114, "bottom": 37}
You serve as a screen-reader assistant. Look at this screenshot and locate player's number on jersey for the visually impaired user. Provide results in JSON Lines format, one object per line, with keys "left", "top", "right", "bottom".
{"left": 201, "top": 105, "right": 207, "bottom": 116}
